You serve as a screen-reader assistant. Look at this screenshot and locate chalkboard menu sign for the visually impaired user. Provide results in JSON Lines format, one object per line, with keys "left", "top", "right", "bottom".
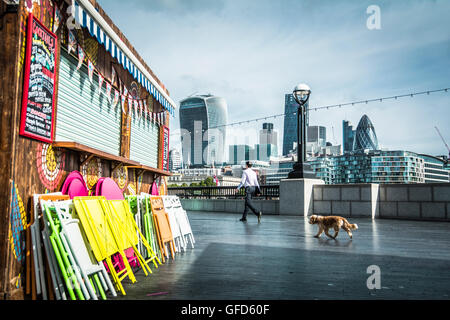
{"left": 159, "top": 125, "right": 170, "bottom": 172}
{"left": 19, "top": 14, "right": 58, "bottom": 143}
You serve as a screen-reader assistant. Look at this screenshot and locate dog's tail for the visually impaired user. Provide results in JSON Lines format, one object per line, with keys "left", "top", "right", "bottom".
{"left": 344, "top": 219, "right": 358, "bottom": 230}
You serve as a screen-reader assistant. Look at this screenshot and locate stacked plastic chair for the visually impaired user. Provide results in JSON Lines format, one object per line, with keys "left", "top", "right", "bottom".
{"left": 28, "top": 172, "right": 195, "bottom": 300}
{"left": 161, "top": 196, "right": 186, "bottom": 252}
{"left": 139, "top": 194, "right": 164, "bottom": 262}
{"left": 41, "top": 199, "right": 117, "bottom": 300}
{"left": 148, "top": 196, "right": 176, "bottom": 262}
{"left": 168, "top": 196, "right": 196, "bottom": 249}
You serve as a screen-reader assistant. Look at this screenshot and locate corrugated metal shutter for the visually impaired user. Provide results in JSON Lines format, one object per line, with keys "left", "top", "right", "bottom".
{"left": 129, "top": 113, "right": 159, "bottom": 168}
{"left": 55, "top": 49, "right": 121, "bottom": 156}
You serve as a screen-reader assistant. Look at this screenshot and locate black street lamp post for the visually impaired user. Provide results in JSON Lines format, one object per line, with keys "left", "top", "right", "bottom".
{"left": 288, "top": 84, "right": 314, "bottom": 179}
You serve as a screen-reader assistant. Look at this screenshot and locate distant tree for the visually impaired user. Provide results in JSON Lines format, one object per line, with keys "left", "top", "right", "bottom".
{"left": 204, "top": 177, "right": 215, "bottom": 186}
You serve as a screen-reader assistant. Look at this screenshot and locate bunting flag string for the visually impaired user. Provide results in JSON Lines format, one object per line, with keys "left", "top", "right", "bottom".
{"left": 69, "top": 32, "right": 168, "bottom": 126}
{"left": 72, "top": 0, "right": 175, "bottom": 116}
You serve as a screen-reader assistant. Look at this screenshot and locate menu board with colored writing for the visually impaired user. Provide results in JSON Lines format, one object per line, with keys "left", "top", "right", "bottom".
{"left": 159, "top": 125, "right": 170, "bottom": 172}
{"left": 20, "top": 13, "right": 58, "bottom": 143}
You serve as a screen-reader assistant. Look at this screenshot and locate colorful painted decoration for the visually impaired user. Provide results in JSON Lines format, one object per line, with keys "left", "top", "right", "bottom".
{"left": 112, "top": 165, "right": 128, "bottom": 192}
{"left": 81, "top": 157, "right": 103, "bottom": 190}
{"left": 36, "top": 143, "right": 66, "bottom": 191}
{"left": 9, "top": 182, "right": 27, "bottom": 263}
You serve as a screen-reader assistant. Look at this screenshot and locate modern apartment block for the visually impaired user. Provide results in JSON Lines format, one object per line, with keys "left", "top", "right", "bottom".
{"left": 309, "top": 150, "right": 449, "bottom": 185}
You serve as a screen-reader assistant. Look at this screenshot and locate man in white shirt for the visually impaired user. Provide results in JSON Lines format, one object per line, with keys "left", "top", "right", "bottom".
{"left": 236, "top": 161, "right": 262, "bottom": 223}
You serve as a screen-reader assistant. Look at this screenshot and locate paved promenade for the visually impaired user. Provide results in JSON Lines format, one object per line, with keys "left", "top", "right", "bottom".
{"left": 117, "top": 212, "right": 450, "bottom": 300}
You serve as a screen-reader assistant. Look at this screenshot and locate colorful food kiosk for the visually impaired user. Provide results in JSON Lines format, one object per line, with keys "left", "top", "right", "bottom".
{"left": 0, "top": 0, "right": 175, "bottom": 299}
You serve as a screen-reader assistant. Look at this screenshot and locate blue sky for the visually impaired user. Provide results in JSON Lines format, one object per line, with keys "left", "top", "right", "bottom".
{"left": 97, "top": 0, "right": 450, "bottom": 157}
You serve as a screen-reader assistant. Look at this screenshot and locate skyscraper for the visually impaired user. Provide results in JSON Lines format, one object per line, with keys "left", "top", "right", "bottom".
{"left": 353, "top": 115, "right": 379, "bottom": 151}
{"left": 228, "top": 145, "right": 255, "bottom": 165}
{"left": 307, "top": 126, "right": 326, "bottom": 147}
{"left": 179, "top": 94, "right": 228, "bottom": 167}
{"left": 260, "top": 123, "right": 278, "bottom": 146}
{"left": 342, "top": 120, "right": 355, "bottom": 153}
{"left": 283, "top": 94, "right": 309, "bottom": 156}
{"left": 169, "top": 149, "right": 182, "bottom": 171}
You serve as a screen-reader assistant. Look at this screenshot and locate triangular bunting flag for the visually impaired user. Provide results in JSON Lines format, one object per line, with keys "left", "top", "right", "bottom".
{"left": 128, "top": 95, "right": 133, "bottom": 117}
{"left": 76, "top": 46, "right": 85, "bottom": 70}
{"left": 121, "top": 94, "right": 126, "bottom": 114}
{"left": 106, "top": 82, "right": 112, "bottom": 102}
{"left": 133, "top": 99, "right": 138, "bottom": 118}
{"left": 111, "top": 66, "right": 116, "bottom": 85}
{"left": 139, "top": 100, "right": 143, "bottom": 119}
{"left": 98, "top": 73, "right": 104, "bottom": 94}
{"left": 88, "top": 59, "right": 94, "bottom": 83}
{"left": 68, "top": 30, "right": 76, "bottom": 55}
{"left": 143, "top": 100, "right": 148, "bottom": 122}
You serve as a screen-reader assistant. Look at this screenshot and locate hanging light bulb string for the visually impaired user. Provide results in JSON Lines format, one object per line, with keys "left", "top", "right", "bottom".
{"left": 204, "top": 87, "right": 450, "bottom": 130}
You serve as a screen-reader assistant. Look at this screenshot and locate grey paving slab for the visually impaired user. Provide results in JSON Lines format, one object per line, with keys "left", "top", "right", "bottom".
{"left": 115, "top": 212, "right": 450, "bottom": 300}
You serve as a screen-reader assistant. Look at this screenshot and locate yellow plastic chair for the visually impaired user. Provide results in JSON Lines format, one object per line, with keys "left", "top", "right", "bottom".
{"left": 72, "top": 197, "right": 136, "bottom": 295}
{"left": 106, "top": 200, "right": 161, "bottom": 275}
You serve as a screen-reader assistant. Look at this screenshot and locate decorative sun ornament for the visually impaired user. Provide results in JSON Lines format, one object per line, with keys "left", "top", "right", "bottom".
{"left": 36, "top": 143, "right": 66, "bottom": 191}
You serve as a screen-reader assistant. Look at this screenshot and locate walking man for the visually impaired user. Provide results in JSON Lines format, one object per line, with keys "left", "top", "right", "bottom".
{"left": 236, "top": 161, "right": 262, "bottom": 223}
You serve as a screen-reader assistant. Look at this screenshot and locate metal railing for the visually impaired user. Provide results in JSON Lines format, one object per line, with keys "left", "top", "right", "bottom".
{"left": 168, "top": 185, "right": 280, "bottom": 200}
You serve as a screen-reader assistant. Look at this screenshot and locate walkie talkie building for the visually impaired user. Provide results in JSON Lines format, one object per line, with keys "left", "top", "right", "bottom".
{"left": 179, "top": 95, "right": 228, "bottom": 167}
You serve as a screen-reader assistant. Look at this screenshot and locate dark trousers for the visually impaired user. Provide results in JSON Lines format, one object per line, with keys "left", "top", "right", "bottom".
{"left": 242, "top": 186, "right": 259, "bottom": 219}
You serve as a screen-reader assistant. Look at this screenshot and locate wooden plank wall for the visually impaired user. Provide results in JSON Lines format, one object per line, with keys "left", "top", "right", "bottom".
{"left": 0, "top": 1, "right": 22, "bottom": 300}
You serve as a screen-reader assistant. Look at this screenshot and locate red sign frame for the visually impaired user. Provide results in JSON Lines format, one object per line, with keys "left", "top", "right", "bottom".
{"left": 19, "top": 13, "right": 58, "bottom": 144}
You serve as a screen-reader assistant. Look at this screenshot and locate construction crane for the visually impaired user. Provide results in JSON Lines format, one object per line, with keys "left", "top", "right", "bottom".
{"left": 434, "top": 126, "right": 450, "bottom": 159}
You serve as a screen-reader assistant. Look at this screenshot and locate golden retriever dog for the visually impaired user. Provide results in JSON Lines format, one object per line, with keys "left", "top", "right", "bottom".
{"left": 309, "top": 215, "right": 358, "bottom": 239}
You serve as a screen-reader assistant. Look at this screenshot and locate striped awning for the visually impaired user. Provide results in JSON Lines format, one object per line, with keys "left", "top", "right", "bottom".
{"left": 73, "top": 0, "right": 175, "bottom": 116}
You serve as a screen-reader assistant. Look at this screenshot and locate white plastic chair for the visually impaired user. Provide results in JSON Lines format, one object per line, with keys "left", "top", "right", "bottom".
{"left": 171, "top": 196, "right": 195, "bottom": 249}
{"left": 162, "top": 196, "right": 186, "bottom": 253}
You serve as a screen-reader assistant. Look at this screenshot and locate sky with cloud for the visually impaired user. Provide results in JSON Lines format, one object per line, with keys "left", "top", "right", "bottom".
{"left": 97, "top": 0, "right": 450, "bottom": 158}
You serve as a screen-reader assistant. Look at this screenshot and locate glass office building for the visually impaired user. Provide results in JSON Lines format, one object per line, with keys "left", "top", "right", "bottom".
{"left": 343, "top": 120, "right": 355, "bottom": 153}
{"left": 179, "top": 95, "right": 228, "bottom": 167}
{"left": 353, "top": 115, "right": 379, "bottom": 151}
{"left": 283, "top": 94, "right": 309, "bottom": 156}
